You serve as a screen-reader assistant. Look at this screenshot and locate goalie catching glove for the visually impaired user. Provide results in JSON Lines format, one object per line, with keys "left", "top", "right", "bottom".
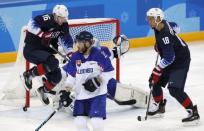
{"left": 83, "top": 77, "right": 101, "bottom": 92}
{"left": 59, "top": 90, "right": 73, "bottom": 107}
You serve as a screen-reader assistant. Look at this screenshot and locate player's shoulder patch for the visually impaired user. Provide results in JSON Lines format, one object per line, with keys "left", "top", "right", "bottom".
{"left": 165, "top": 21, "right": 175, "bottom": 35}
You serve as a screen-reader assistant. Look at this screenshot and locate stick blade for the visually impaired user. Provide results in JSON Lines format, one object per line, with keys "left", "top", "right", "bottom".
{"left": 137, "top": 116, "right": 146, "bottom": 121}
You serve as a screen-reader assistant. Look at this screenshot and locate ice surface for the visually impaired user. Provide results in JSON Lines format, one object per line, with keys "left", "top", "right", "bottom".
{"left": 0, "top": 41, "right": 203, "bottom": 131}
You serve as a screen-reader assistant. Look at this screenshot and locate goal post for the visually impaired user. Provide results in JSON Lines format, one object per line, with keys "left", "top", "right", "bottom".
{"left": 1, "top": 18, "right": 120, "bottom": 110}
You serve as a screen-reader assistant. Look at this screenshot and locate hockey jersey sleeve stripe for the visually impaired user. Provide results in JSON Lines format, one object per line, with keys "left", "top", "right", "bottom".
{"left": 58, "top": 36, "right": 73, "bottom": 54}
{"left": 159, "top": 55, "right": 175, "bottom": 68}
{"left": 27, "top": 18, "right": 42, "bottom": 36}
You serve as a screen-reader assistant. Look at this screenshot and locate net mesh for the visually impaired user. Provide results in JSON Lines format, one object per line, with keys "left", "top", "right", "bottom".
{"left": 69, "top": 18, "right": 118, "bottom": 48}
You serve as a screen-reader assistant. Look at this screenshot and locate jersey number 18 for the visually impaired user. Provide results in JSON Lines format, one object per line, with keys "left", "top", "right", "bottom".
{"left": 162, "top": 37, "right": 170, "bottom": 45}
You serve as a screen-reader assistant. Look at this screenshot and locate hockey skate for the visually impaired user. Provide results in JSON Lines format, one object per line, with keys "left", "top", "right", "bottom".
{"left": 148, "top": 99, "right": 166, "bottom": 118}
{"left": 36, "top": 86, "right": 50, "bottom": 105}
{"left": 182, "top": 105, "right": 200, "bottom": 126}
{"left": 36, "top": 77, "right": 57, "bottom": 105}
{"left": 22, "top": 67, "right": 36, "bottom": 90}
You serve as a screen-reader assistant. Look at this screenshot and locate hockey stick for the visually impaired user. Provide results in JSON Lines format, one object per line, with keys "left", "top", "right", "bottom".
{"left": 35, "top": 102, "right": 63, "bottom": 131}
{"left": 137, "top": 85, "right": 153, "bottom": 121}
{"left": 137, "top": 54, "right": 159, "bottom": 121}
{"left": 49, "top": 44, "right": 70, "bottom": 62}
{"left": 114, "top": 99, "right": 136, "bottom": 105}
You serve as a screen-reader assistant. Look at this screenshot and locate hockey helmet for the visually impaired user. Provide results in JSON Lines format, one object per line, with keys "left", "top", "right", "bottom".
{"left": 75, "top": 31, "right": 93, "bottom": 42}
{"left": 146, "top": 8, "right": 164, "bottom": 21}
{"left": 53, "top": 5, "right": 69, "bottom": 20}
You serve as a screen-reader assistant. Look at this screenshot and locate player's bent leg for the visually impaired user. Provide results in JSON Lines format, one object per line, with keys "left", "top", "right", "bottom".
{"left": 22, "top": 54, "right": 59, "bottom": 90}
{"left": 168, "top": 87, "right": 200, "bottom": 124}
{"left": 167, "top": 68, "right": 200, "bottom": 124}
{"left": 74, "top": 116, "right": 89, "bottom": 131}
{"left": 114, "top": 83, "right": 149, "bottom": 107}
{"left": 90, "top": 117, "right": 104, "bottom": 131}
{"left": 44, "top": 55, "right": 60, "bottom": 72}
{"left": 148, "top": 84, "right": 166, "bottom": 117}
{"left": 37, "top": 68, "right": 62, "bottom": 105}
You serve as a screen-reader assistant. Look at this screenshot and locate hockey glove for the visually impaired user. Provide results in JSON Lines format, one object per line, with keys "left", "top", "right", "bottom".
{"left": 149, "top": 65, "right": 162, "bottom": 86}
{"left": 83, "top": 77, "right": 101, "bottom": 92}
{"left": 59, "top": 90, "right": 73, "bottom": 107}
{"left": 39, "top": 32, "right": 53, "bottom": 47}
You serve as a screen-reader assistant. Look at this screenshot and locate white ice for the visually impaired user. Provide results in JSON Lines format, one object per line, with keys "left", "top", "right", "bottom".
{"left": 0, "top": 41, "right": 204, "bottom": 131}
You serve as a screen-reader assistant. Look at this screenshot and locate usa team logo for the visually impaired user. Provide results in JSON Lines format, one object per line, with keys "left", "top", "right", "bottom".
{"left": 76, "top": 60, "right": 81, "bottom": 66}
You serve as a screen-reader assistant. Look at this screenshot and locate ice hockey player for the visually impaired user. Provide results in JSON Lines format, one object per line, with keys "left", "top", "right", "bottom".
{"left": 22, "top": 4, "right": 73, "bottom": 105}
{"left": 60, "top": 34, "right": 149, "bottom": 109}
{"left": 146, "top": 8, "right": 200, "bottom": 124}
{"left": 60, "top": 31, "right": 114, "bottom": 131}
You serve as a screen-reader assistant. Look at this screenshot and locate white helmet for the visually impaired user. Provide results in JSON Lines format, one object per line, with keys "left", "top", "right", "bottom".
{"left": 53, "top": 5, "right": 69, "bottom": 19}
{"left": 146, "top": 8, "right": 164, "bottom": 21}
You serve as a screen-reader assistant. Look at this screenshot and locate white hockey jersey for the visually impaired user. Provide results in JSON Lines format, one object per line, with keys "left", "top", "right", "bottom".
{"left": 63, "top": 47, "right": 114, "bottom": 100}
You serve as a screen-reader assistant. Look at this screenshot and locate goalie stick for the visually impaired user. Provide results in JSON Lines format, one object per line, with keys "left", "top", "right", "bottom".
{"left": 114, "top": 99, "right": 136, "bottom": 105}
{"left": 137, "top": 54, "right": 159, "bottom": 121}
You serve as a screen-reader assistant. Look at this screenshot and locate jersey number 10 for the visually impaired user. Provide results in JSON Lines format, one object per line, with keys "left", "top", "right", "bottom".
{"left": 42, "top": 14, "right": 51, "bottom": 21}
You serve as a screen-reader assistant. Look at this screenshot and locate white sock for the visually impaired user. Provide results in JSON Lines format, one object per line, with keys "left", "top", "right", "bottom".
{"left": 74, "top": 116, "right": 89, "bottom": 131}
{"left": 90, "top": 117, "right": 104, "bottom": 131}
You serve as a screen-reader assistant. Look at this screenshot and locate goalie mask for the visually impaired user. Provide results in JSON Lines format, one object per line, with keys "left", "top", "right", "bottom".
{"left": 113, "top": 35, "right": 129, "bottom": 58}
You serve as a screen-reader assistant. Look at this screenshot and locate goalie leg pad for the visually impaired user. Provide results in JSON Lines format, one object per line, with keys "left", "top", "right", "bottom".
{"left": 114, "top": 83, "right": 149, "bottom": 108}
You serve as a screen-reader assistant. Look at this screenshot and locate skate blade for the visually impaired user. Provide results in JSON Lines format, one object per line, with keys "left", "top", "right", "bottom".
{"left": 148, "top": 113, "right": 164, "bottom": 119}
{"left": 183, "top": 119, "right": 200, "bottom": 126}
{"left": 20, "top": 75, "right": 31, "bottom": 91}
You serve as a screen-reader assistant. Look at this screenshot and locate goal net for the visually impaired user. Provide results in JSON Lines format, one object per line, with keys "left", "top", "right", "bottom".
{"left": 0, "top": 18, "right": 120, "bottom": 109}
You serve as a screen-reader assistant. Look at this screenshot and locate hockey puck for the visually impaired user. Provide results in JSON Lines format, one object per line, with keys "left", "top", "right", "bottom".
{"left": 137, "top": 116, "right": 141, "bottom": 121}
{"left": 63, "top": 59, "right": 67, "bottom": 64}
